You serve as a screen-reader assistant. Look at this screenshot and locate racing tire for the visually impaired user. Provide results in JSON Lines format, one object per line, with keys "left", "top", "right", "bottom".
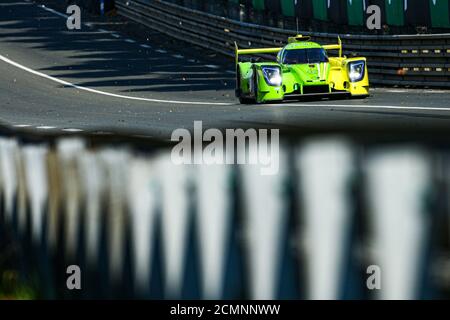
{"left": 251, "top": 66, "right": 261, "bottom": 104}
{"left": 237, "top": 69, "right": 256, "bottom": 104}
{"left": 237, "top": 68, "right": 255, "bottom": 104}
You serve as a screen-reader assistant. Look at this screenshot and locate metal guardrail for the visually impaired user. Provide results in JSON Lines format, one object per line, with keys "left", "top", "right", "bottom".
{"left": 115, "top": 0, "right": 450, "bottom": 88}
{"left": 1, "top": 127, "right": 450, "bottom": 299}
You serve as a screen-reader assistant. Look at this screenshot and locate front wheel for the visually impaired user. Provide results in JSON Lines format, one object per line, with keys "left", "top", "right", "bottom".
{"left": 237, "top": 74, "right": 256, "bottom": 104}
{"left": 236, "top": 66, "right": 260, "bottom": 104}
{"left": 251, "top": 66, "right": 261, "bottom": 104}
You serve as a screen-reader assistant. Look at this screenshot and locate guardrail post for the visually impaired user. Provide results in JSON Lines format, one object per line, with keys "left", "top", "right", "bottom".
{"left": 365, "top": 148, "right": 432, "bottom": 299}
{"left": 296, "top": 139, "right": 355, "bottom": 299}
{"left": 156, "top": 153, "right": 193, "bottom": 299}
{"left": 128, "top": 157, "right": 157, "bottom": 297}
{"left": 195, "top": 163, "right": 232, "bottom": 299}
{"left": 241, "top": 144, "right": 290, "bottom": 299}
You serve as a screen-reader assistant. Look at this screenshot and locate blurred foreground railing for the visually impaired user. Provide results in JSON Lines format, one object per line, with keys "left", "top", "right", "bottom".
{"left": 0, "top": 128, "right": 450, "bottom": 299}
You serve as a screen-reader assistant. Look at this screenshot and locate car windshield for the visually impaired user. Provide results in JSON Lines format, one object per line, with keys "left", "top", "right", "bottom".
{"left": 282, "top": 48, "right": 329, "bottom": 64}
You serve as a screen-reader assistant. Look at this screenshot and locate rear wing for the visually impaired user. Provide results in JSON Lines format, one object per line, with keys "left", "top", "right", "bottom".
{"left": 234, "top": 36, "right": 343, "bottom": 65}
{"left": 234, "top": 42, "right": 282, "bottom": 65}
{"left": 322, "top": 36, "right": 343, "bottom": 57}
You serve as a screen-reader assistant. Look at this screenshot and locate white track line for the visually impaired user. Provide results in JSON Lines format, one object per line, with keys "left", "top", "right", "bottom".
{"left": 39, "top": 5, "right": 68, "bottom": 18}
{"left": 36, "top": 125, "right": 56, "bottom": 130}
{"left": 0, "top": 54, "right": 233, "bottom": 105}
{"left": 372, "top": 88, "right": 450, "bottom": 94}
{"left": 62, "top": 128, "right": 84, "bottom": 132}
{"left": 280, "top": 103, "right": 450, "bottom": 112}
{"left": 40, "top": 3, "right": 95, "bottom": 33}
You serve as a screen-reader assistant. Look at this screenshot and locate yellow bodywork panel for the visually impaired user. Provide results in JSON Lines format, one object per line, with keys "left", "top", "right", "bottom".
{"left": 329, "top": 57, "right": 370, "bottom": 96}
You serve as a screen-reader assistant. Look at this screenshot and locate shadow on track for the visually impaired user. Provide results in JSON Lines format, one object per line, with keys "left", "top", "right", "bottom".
{"left": 0, "top": 0, "right": 235, "bottom": 96}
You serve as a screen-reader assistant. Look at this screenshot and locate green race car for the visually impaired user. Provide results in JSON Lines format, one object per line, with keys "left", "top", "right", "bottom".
{"left": 235, "top": 35, "right": 369, "bottom": 104}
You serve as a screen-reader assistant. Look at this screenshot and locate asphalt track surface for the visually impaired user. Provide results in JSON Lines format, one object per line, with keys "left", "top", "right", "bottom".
{"left": 1, "top": 0, "right": 450, "bottom": 138}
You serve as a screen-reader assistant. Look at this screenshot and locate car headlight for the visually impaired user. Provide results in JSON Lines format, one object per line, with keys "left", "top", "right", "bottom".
{"left": 262, "top": 66, "right": 282, "bottom": 86}
{"left": 348, "top": 61, "right": 365, "bottom": 82}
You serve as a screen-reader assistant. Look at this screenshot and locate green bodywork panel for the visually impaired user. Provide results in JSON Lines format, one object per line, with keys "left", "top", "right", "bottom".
{"left": 238, "top": 41, "right": 332, "bottom": 102}
{"left": 238, "top": 62, "right": 284, "bottom": 102}
{"left": 284, "top": 41, "right": 321, "bottom": 50}
{"left": 282, "top": 63, "right": 330, "bottom": 92}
